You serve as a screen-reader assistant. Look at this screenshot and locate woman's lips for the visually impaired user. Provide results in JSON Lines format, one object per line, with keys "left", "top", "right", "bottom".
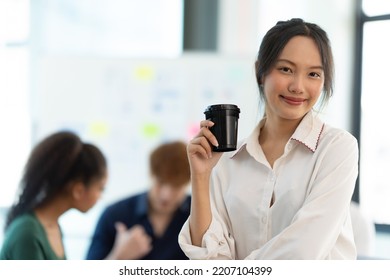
{"left": 281, "top": 95, "right": 306, "bottom": 105}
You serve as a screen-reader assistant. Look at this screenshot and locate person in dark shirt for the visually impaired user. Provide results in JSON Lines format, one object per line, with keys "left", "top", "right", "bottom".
{"left": 86, "top": 141, "right": 191, "bottom": 260}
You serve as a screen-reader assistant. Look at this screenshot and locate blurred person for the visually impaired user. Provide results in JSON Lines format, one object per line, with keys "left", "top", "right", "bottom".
{"left": 0, "top": 131, "right": 108, "bottom": 260}
{"left": 179, "top": 18, "right": 358, "bottom": 259}
{"left": 86, "top": 141, "right": 191, "bottom": 260}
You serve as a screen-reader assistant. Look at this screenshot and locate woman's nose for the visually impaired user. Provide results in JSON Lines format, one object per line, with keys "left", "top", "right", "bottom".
{"left": 288, "top": 75, "right": 304, "bottom": 94}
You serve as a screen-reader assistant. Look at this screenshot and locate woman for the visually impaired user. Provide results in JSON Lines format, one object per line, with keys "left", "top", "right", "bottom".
{"left": 179, "top": 18, "right": 358, "bottom": 259}
{"left": 0, "top": 131, "right": 107, "bottom": 260}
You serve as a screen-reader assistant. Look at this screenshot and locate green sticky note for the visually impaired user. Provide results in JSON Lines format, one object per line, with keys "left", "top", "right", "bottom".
{"left": 142, "top": 123, "right": 161, "bottom": 138}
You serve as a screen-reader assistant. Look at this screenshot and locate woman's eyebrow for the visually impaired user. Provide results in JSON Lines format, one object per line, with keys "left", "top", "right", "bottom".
{"left": 276, "top": 58, "right": 323, "bottom": 70}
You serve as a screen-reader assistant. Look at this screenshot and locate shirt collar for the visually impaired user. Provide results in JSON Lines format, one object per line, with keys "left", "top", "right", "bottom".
{"left": 231, "top": 110, "right": 324, "bottom": 159}
{"left": 290, "top": 110, "right": 324, "bottom": 152}
{"left": 135, "top": 191, "right": 149, "bottom": 217}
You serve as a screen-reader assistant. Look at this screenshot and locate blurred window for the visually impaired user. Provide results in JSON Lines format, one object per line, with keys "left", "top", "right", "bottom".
{"left": 359, "top": 2, "right": 390, "bottom": 228}
{"left": 363, "top": 0, "right": 390, "bottom": 17}
{"left": 34, "top": 0, "right": 183, "bottom": 57}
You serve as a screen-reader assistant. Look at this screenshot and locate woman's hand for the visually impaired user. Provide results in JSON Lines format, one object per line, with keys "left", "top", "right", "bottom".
{"left": 187, "top": 120, "right": 223, "bottom": 177}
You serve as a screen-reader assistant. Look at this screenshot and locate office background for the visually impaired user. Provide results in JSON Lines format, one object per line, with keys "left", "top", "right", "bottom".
{"left": 1, "top": 0, "right": 389, "bottom": 259}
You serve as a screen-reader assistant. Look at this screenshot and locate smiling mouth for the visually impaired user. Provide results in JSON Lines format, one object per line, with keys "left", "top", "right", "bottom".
{"left": 280, "top": 95, "right": 306, "bottom": 105}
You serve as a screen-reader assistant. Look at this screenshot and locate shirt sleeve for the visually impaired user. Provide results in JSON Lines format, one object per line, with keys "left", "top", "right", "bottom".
{"left": 179, "top": 165, "right": 237, "bottom": 260}
{"left": 246, "top": 132, "right": 359, "bottom": 259}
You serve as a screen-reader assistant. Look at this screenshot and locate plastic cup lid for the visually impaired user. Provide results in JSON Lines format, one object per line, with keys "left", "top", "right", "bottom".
{"left": 204, "top": 104, "right": 240, "bottom": 113}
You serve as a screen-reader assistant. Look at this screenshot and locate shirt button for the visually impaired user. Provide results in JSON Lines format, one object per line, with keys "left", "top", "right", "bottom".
{"left": 262, "top": 216, "right": 267, "bottom": 224}
{"left": 219, "top": 240, "right": 225, "bottom": 245}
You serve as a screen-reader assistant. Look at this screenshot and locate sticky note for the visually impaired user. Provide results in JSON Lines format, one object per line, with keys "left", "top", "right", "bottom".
{"left": 142, "top": 123, "right": 161, "bottom": 138}
{"left": 89, "top": 121, "right": 110, "bottom": 137}
{"left": 135, "top": 66, "right": 154, "bottom": 81}
{"left": 187, "top": 122, "right": 200, "bottom": 140}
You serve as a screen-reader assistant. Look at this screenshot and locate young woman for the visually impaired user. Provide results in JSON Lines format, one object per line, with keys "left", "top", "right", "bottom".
{"left": 0, "top": 131, "right": 107, "bottom": 260}
{"left": 179, "top": 18, "right": 358, "bottom": 259}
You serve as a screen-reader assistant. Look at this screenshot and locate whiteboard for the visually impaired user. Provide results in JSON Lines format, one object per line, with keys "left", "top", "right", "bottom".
{"left": 34, "top": 53, "right": 261, "bottom": 204}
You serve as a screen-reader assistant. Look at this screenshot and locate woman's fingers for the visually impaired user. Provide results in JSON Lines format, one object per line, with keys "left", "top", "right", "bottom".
{"left": 199, "top": 120, "right": 214, "bottom": 128}
{"left": 201, "top": 127, "right": 219, "bottom": 147}
{"left": 190, "top": 136, "right": 214, "bottom": 159}
{"left": 198, "top": 121, "right": 219, "bottom": 147}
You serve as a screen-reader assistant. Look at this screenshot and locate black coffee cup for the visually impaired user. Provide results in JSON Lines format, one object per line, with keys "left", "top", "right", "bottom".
{"left": 204, "top": 104, "right": 240, "bottom": 152}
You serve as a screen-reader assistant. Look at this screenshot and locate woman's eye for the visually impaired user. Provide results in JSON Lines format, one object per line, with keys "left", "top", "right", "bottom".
{"left": 279, "top": 67, "right": 292, "bottom": 73}
{"left": 309, "top": 72, "right": 321, "bottom": 78}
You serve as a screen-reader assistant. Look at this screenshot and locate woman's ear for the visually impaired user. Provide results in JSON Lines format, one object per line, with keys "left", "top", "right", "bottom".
{"left": 70, "top": 181, "right": 86, "bottom": 201}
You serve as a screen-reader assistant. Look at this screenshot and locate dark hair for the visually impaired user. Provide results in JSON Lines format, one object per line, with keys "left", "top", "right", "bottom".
{"left": 255, "top": 18, "right": 334, "bottom": 109}
{"left": 150, "top": 141, "right": 190, "bottom": 187}
{"left": 5, "top": 131, "right": 107, "bottom": 230}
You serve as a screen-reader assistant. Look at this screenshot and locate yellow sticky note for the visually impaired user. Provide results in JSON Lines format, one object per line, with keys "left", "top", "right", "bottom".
{"left": 89, "top": 121, "right": 110, "bottom": 138}
{"left": 135, "top": 66, "right": 154, "bottom": 81}
{"left": 142, "top": 123, "right": 161, "bottom": 138}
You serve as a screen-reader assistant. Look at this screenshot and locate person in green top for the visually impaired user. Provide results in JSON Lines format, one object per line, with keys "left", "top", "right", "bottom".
{"left": 2, "top": 212, "right": 66, "bottom": 260}
{"left": 0, "top": 131, "right": 108, "bottom": 260}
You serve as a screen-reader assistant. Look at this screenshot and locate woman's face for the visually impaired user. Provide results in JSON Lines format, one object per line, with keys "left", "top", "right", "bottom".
{"left": 262, "top": 35, "right": 324, "bottom": 122}
{"left": 73, "top": 172, "right": 107, "bottom": 213}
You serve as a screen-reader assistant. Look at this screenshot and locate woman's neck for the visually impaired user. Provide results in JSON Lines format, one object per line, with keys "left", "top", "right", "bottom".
{"left": 34, "top": 196, "right": 71, "bottom": 226}
{"left": 34, "top": 196, "right": 69, "bottom": 259}
{"left": 260, "top": 115, "right": 301, "bottom": 144}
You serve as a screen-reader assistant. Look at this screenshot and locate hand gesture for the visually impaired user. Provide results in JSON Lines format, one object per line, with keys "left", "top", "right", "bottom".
{"left": 108, "top": 223, "right": 152, "bottom": 260}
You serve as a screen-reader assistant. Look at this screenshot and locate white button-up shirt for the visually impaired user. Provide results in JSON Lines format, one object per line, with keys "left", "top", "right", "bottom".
{"left": 179, "top": 110, "right": 358, "bottom": 259}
